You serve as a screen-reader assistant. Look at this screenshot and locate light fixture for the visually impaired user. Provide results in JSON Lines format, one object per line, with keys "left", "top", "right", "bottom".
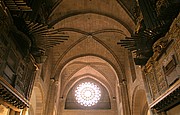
{"left": 75, "top": 82, "right": 101, "bottom": 106}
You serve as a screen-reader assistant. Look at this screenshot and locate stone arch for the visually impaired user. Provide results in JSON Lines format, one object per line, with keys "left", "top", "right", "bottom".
{"left": 49, "top": 12, "right": 131, "bottom": 83}
{"left": 53, "top": 37, "right": 125, "bottom": 82}
{"left": 29, "top": 85, "right": 44, "bottom": 115}
{"left": 59, "top": 55, "right": 119, "bottom": 98}
{"left": 57, "top": 55, "right": 120, "bottom": 114}
{"left": 64, "top": 77, "right": 111, "bottom": 109}
{"left": 132, "top": 85, "right": 148, "bottom": 115}
{"left": 62, "top": 74, "right": 113, "bottom": 102}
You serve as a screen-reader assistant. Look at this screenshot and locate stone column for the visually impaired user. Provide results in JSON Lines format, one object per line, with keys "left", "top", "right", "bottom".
{"left": 120, "top": 80, "right": 131, "bottom": 115}
{"left": 116, "top": 84, "right": 122, "bottom": 115}
{"left": 45, "top": 78, "right": 59, "bottom": 115}
{"left": 54, "top": 80, "right": 60, "bottom": 115}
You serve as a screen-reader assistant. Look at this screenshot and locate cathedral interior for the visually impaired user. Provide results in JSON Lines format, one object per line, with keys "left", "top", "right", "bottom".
{"left": 0, "top": 0, "right": 180, "bottom": 115}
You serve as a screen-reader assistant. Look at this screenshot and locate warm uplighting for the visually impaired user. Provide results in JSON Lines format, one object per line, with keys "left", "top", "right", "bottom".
{"left": 75, "top": 82, "right": 101, "bottom": 106}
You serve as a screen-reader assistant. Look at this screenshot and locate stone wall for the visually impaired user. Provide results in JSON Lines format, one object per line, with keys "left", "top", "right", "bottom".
{"left": 60, "top": 110, "right": 116, "bottom": 115}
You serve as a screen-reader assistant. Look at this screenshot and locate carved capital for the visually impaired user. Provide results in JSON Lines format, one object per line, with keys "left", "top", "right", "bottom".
{"left": 119, "top": 79, "right": 127, "bottom": 86}
{"left": 50, "top": 78, "right": 55, "bottom": 83}
{"left": 50, "top": 78, "right": 59, "bottom": 86}
{"left": 54, "top": 80, "right": 59, "bottom": 86}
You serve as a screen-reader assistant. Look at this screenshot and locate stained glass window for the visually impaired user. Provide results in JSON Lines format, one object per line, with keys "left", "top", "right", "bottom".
{"left": 75, "top": 82, "right": 101, "bottom": 106}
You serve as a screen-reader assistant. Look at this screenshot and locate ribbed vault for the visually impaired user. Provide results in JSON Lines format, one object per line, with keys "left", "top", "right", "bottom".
{"left": 53, "top": 36, "right": 125, "bottom": 81}
{"left": 48, "top": 0, "right": 135, "bottom": 33}
{"left": 60, "top": 56, "right": 119, "bottom": 99}
{"left": 58, "top": 55, "right": 120, "bottom": 111}
{"left": 45, "top": 0, "right": 135, "bottom": 114}
{"left": 50, "top": 13, "right": 131, "bottom": 76}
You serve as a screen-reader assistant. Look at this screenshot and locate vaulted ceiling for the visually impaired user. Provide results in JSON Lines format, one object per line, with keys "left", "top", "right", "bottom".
{"left": 2, "top": 0, "right": 137, "bottom": 109}
{"left": 45, "top": 0, "right": 136, "bottom": 80}
{"left": 43, "top": 1, "right": 136, "bottom": 108}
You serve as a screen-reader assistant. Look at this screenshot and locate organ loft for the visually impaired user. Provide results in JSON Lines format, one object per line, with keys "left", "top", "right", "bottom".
{"left": 0, "top": 0, "right": 180, "bottom": 115}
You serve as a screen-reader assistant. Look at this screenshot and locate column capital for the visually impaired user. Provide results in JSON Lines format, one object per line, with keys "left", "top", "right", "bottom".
{"left": 54, "top": 80, "right": 59, "bottom": 86}
{"left": 119, "top": 79, "right": 127, "bottom": 85}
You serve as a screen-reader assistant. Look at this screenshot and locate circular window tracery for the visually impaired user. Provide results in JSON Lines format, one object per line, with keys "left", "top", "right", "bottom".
{"left": 75, "top": 82, "right": 101, "bottom": 106}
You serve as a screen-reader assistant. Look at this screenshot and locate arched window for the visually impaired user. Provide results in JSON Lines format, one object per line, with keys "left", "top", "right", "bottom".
{"left": 75, "top": 82, "right": 101, "bottom": 106}
{"left": 65, "top": 78, "right": 111, "bottom": 109}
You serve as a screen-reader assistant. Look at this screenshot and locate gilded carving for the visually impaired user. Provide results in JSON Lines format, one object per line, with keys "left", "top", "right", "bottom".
{"left": 152, "top": 37, "right": 173, "bottom": 61}
{"left": 144, "top": 58, "right": 153, "bottom": 73}
{"left": 148, "top": 71, "right": 159, "bottom": 99}
{"left": 155, "top": 67, "right": 167, "bottom": 94}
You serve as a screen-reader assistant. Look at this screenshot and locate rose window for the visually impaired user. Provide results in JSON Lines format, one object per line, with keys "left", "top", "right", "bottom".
{"left": 75, "top": 82, "right": 101, "bottom": 106}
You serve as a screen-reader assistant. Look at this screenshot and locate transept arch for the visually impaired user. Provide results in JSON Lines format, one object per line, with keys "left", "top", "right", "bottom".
{"left": 59, "top": 56, "right": 119, "bottom": 99}
{"left": 56, "top": 55, "right": 121, "bottom": 114}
